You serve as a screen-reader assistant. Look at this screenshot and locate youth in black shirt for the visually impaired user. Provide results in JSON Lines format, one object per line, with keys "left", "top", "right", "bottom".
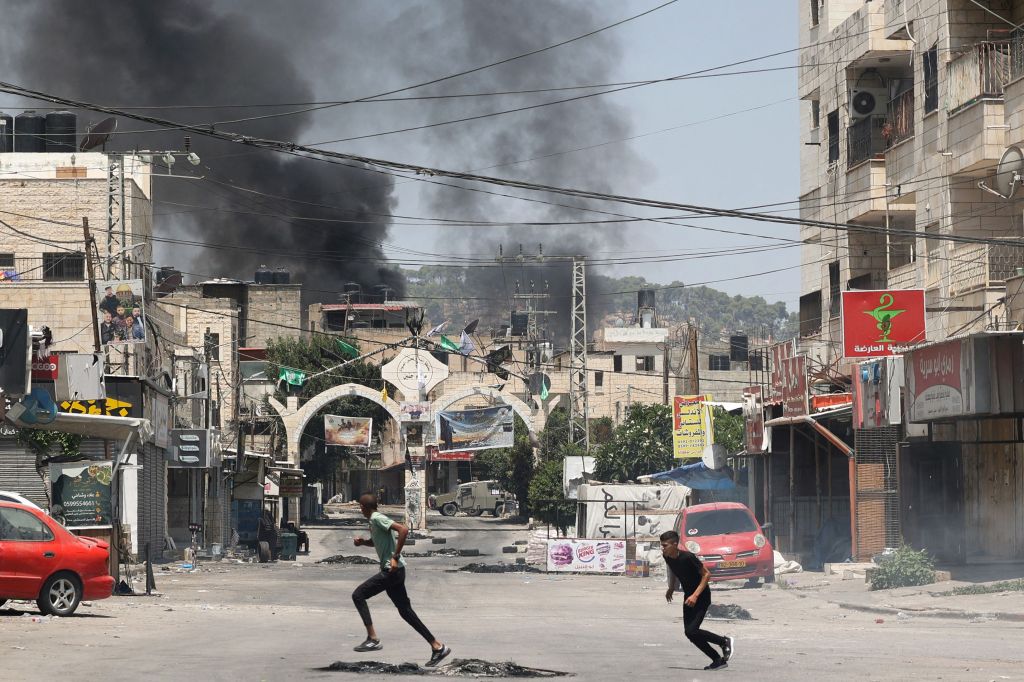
{"left": 661, "top": 530, "right": 733, "bottom": 671}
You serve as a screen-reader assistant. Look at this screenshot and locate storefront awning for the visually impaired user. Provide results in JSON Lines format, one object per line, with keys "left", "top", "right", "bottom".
{"left": 764, "top": 412, "right": 854, "bottom": 458}
{"left": 8, "top": 412, "right": 152, "bottom": 443}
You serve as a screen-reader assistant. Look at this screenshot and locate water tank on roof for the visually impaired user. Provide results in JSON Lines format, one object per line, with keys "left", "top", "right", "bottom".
{"left": 272, "top": 268, "right": 290, "bottom": 284}
{"left": 15, "top": 111, "right": 46, "bottom": 152}
{"left": 637, "top": 288, "right": 656, "bottom": 310}
{"left": 43, "top": 111, "right": 77, "bottom": 152}
{"left": 729, "top": 334, "right": 749, "bottom": 362}
{"left": 0, "top": 113, "right": 13, "bottom": 153}
{"left": 510, "top": 312, "right": 529, "bottom": 336}
{"left": 254, "top": 264, "right": 274, "bottom": 284}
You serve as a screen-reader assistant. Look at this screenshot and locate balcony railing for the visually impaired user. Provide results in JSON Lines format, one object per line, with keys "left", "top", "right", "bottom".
{"left": 947, "top": 241, "right": 1024, "bottom": 296}
{"left": 847, "top": 115, "right": 888, "bottom": 168}
{"left": 885, "top": 88, "right": 914, "bottom": 146}
{"left": 887, "top": 261, "right": 920, "bottom": 290}
{"left": 0, "top": 255, "right": 86, "bottom": 282}
{"left": 947, "top": 41, "right": 1011, "bottom": 113}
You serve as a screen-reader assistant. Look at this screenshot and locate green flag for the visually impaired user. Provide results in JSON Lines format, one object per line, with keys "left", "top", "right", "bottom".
{"left": 279, "top": 368, "right": 307, "bottom": 386}
{"left": 439, "top": 335, "right": 460, "bottom": 352}
{"left": 337, "top": 339, "right": 359, "bottom": 359}
{"left": 540, "top": 381, "right": 549, "bottom": 401}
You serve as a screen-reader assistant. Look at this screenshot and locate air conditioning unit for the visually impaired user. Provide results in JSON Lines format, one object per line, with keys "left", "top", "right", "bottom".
{"left": 850, "top": 88, "right": 888, "bottom": 118}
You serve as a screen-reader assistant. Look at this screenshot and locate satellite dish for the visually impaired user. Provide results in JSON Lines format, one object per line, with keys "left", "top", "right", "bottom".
{"left": 701, "top": 443, "right": 728, "bottom": 470}
{"left": 79, "top": 117, "right": 117, "bottom": 151}
{"left": 994, "top": 146, "right": 1024, "bottom": 199}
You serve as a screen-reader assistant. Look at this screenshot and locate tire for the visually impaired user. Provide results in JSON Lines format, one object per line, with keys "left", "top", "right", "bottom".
{"left": 493, "top": 504, "right": 504, "bottom": 517}
{"left": 466, "top": 509, "right": 483, "bottom": 517}
{"left": 440, "top": 503, "right": 458, "bottom": 517}
{"left": 764, "top": 570, "right": 776, "bottom": 584}
{"left": 257, "top": 541, "right": 272, "bottom": 563}
{"left": 745, "top": 578, "right": 760, "bottom": 588}
{"left": 0, "top": 599, "right": 7, "bottom": 609}
{"left": 37, "top": 572, "right": 81, "bottom": 617}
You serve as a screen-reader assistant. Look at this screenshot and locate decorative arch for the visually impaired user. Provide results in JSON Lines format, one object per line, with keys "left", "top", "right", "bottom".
{"left": 267, "top": 383, "right": 402, "bottom": 460}
{"left": 431, "top": 386, "right": 542, "bottom": 436}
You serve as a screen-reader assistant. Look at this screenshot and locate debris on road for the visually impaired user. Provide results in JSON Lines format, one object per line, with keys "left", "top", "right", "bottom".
{"left": 458, "top": 562, "right": 542, "bottom": 574}
{"left": 707, "top": 603, "right": 752, "bottom": 620}
{"left": 317, "top": 555, "right": 378, "bottom": 565}
{"left": 405, "top": 548, "right": 480, "bottom": 558}
{"left": 320, "top": 658, "right": 571, "bottom": 677}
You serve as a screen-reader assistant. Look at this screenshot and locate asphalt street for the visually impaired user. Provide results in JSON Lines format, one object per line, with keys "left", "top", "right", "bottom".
{"left": 2, "top": 517, "right": 1022, "bottom": 681}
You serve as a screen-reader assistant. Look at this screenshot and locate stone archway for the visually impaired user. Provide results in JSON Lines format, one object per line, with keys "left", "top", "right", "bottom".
{"left": 431, "top": 386, "right": 544, "bottom": 438}
{"left": 267, "top": 383, "right": 402, "bottom": 462}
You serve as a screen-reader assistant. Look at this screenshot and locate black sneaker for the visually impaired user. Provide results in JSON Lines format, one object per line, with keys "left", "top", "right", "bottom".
{"left": 722, "top": 636, "right": 734, "bottom": 662}
{"left": 353, "top": 638, "right": 382, "bottom": 652}
{"left": 425, "top": 645, "right": 451, "bottom": 667}
{"left": 704, "top": 659, "right": 728, "bottom": 671}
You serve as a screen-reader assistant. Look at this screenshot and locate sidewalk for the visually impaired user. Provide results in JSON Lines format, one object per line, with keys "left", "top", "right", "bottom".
{"left": 772, "top": 565, "right": 1024, "bottom": 622}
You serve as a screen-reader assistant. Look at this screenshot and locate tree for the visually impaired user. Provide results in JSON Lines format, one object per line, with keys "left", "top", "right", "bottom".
{"left": 593, "top": 403, "right": 674, "bottom": 482}
{"left": 712, "top": 407, "right": 744, "bottom": 454}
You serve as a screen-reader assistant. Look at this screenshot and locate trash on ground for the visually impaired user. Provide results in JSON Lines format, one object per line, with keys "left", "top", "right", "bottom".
{"left": 773, "top": 550, "right": 803, "bottom": 575}
{"left": 319, "top": 658, "right": 571, "bottom": 677}
{"left": 317, "top": 555, "right": 378, "bottom": 565}
{"left": 458, "top": 562, "right": 543, "bottom": 574}
{"left": 707, "top": 603, "right": 752, "bottom": 620}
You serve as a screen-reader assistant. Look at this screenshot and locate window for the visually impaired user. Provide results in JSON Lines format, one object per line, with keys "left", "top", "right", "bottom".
{"left": 0, "top": 252, "right": 13, "bottom": 268}
{"left": 708, "top": 355, "right": 731, "bottom": 371}
{"left": 613, "top": 355, "right": 623, "bottom": 373}
{"left": 924, "top": 45, "right": 938, "bottom": 113}
{"left": 0, "top": 507, "right": 54, "bottom": 541}
{"left": 595, "top": 371, "right": 604, "bottom": 388}
{"left": 635, "top": 356, "right": 655, "bottom": 372}
{"left": 42, "top": 252, "right": 84, "bottom": 281}
{"left": 810, "top": 0, "right": 819, "bottom": 27}
{"left": 208, "top": 333, "right": 220, "bottom": 361}
{"left": 828, "top": 260, "right": 841, "bottom": 318}
{"left": 799, "top": 290, "right": 823, "bottom": 337}
{"left": 827, "top": 110, "right": 840, "bottom": 163}
{"left": 810, "top": 99, "right": 820, "bottom": 129}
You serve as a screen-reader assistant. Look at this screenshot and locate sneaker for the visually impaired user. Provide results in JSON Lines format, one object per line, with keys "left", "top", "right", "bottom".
{"left": 353, "top": 638, "right": 382, "bottom": 652}
{"left": 704, "top": 659, "right": 728, "bottom": 671}
{"left": 425, "top": 645, "right": 451, "bottom": 667}
{"left": 722, "top": 635, "right": 734, "bottom": 662}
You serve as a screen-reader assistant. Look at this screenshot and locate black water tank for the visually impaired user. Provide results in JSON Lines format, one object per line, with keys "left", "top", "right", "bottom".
{"left": 638, "top": 288, "right": 656, "bottom": 310}
{"left": 272, "top": 268, "right": 290, "bottom": 284}
{"left": 510, "top": 312, "right": 529, "bottom": 336}
{"left": 729, "top": 334, "right": 749, "bottom": 362}
{"left": 44, "top": 111, "right": 77, "bottom": 152}
{"left": 254, "top": 264, "right": 274, "bottom": 284}
{"left": 749, "top": 352, "right": 764, "bottom": 372}
{"left": 0, "top": 113, "right": 13, "bottom": 152}
{"left": 15, "top": 111, "right": 46, "bottom": 152}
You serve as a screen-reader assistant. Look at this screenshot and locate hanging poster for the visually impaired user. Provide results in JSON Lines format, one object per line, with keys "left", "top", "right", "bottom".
{"left": 49, "top": 461, "right": 113, "bottom": 529}
{"left": 324, "top": 415, "right": 373, "bottom": 447}
{"left": 435, "top": 405, "right": 514, "bottom": 453}
{"left": 546, "top": 539, "right": 627, "bottom": 573}
{"left": 672, "top": 395, "right": 714, "bottom": 459}
{"left": 96, "top": 279, "right": 146, "bottom": 347}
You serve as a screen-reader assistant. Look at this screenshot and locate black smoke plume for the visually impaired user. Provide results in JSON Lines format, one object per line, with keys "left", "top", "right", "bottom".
{"left": 2, "top": 1, "right": 405, "bottom": 301}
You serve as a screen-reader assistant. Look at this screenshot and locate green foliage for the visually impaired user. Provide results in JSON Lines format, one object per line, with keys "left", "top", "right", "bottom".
{"left": 474, "top": 421, "right": 535, "bottom": 516}
{"left": 17, "top": 429, "right": 82, "bottom": 460}
{"left": 712, "top": 407, "right": 744, "bottom": 454}
{"left": 869, "top": 545, "right": 936, "bottom": 590}
{"left": 948, "top": 579, "right": 1024, "bottom": 596}
{"left": 593, "top": 403, "right": 674, "bottom": 482}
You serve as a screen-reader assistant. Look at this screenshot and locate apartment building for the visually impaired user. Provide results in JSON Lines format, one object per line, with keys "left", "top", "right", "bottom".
{"left": 798, "top": 0, "right": 1024, "bottom": 369}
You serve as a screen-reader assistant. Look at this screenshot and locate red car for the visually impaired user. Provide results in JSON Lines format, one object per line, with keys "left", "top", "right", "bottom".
{"left": 0, "top": 501, "right": 114, "bottom": 616}
{"left": 674, "top": 502, "right": 775, "bottom": 585}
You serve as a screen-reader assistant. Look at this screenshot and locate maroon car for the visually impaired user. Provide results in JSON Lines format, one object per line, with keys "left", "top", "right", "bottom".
{"left": 674, "top": 502, "right": 775, "bottom": 585}
{"left": 0, "top": 501, "right": 114, "bottom": 616}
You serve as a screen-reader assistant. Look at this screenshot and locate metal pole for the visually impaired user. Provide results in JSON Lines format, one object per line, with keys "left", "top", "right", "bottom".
{"left": 662, "top": 343, "right": 670, "bottom": 404}
{"left": 789, "top": 426, "right": 796, "bottom": 555}
{"left": 688, "top": 326, "right": 700, "bottom": 395}
{"left": 815, "top": 430, "right": 822, "bottom": 528}
{"left": 83, "top": 217, "right": 101, "bottom": 353}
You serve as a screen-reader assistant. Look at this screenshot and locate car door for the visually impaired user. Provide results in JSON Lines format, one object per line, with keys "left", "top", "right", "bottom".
{"left": 0, "top": 507, "right": 58, "bottom": 599}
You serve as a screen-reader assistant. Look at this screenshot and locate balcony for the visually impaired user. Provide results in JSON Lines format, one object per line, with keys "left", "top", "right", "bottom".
{"left": 948, "top": 41, "right": 1010, "bottom": 113}
{"left": 0, "top": 254, "right": 86, "bottom": 283}
{"left": 948, "top": 241, "right": 1024, "bottom": 296}
{"left": 884, "top": 0, "right": 911, "bottom": 40}
{"left": 848, "top": 115, "right": 887, "bottom": 168}
{"left": 887, "top": 261, "right": 921, "bottom": 290}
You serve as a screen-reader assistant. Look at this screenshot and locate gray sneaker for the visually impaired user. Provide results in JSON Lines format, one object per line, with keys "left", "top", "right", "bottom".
{"left": 425, "top": 645, "right": 451, "bottom": 667}
{"left": 353, "top": 638, "right": 382, "bottom": 652}
{"left": 723, "top": 635, "right": 734, "bottom": 661}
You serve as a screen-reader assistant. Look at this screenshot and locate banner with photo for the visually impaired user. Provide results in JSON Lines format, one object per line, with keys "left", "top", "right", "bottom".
{"left": 49, "top": 461, "right": 113, "bottom": 529}
{"left": 324, "top": 415, "right": 373, "bottom": 447}
{"left": 96, "top": 279, "right": 146, "bottom": 347}
{"left": 436, "top": 405, "right": 514, "bottom": 453}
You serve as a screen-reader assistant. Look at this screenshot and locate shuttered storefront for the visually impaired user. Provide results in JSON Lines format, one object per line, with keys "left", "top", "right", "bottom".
{"left": 137, "top": 442, "right": 167, "bottom": 558}
{"left": 0, "top": 436, "right": 48, "bottom": 508}
{"left": 854, "top": 426, "right": 901, "bottom": 560}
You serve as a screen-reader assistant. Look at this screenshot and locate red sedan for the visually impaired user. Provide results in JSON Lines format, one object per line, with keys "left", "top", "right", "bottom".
{"left": 0, "top": 501, "right": 114, "bottom": 616}
{"left": 674, "top": 502, "right": 775, "bottom": 585}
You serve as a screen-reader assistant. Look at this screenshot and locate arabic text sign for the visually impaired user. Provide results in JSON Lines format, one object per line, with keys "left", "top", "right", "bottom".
{"left": 842, "top": 289, "right": 926, "bottom": 358}
{"left": 779, "top": 355, "right": 808, "bottom": 417}
{"left": 324, "top": 415, "right": 373, "bottom": 447}
{"left": 436, "top": 405, "right": 514, "bottom": 453}
{"left": 546, "top": 539, "right": 627, "bottom": 573}
{"left": 672, "top": 395, "right": 713, "bottom": 459}
{"left": 50, "top": 461, "right": 113, "bottom": 529}
{"left": 906, "top": 339, "right": 965, "bottom": 421}
{"left": 742, "top": 386, "right": 764, "bottom": 452}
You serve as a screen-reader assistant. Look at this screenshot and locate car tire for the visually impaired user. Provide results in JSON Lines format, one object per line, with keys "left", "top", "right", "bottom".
{"left": 764, "top": 571, "right": 776, "bottom": 584}
{"left": 466, "top": 509, "right": 483, "bottom": 517}
{"left": 257, "top": 541, "right": 272, "bottom": 563}
{"left": 37, "top": 572, "right": 82, "bottom": 617}
{"left": 440, "top": 503, "right": 458, "bottom": 517}
{"left": 745, "top": 578, "right": 760, "bottom": 588}
{"left": 493, "top": 504, "right": 504, "bottom": 517}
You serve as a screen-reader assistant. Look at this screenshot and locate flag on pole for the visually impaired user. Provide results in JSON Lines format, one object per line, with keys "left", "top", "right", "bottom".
{"left": 427, "top": 320, "right": 449, "bottom": 337}
{"left": 279, "top": 368, "right": 306, "bottom": 386}
{"left": 439, "top": 335, "right": 460, "bottom": 352}
{"left": 381, "top": 383, "right": 389, "bottom": 402}
{"left": 337, "top": 339, "right": 359, "bottom": 359}
{"left": 459, "top": 331, "right": 475, "bottom": 355}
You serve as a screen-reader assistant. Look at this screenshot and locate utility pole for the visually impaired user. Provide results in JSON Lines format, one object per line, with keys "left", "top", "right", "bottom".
{"left": 662, "top": 343, "right": 670, "bottom": 405}
{"left": 83, "top": 217, "right": 101, "bottom": 352}
{"left": 687, "top": 325, "right": 701, "bottom": 395}
{"left": 568, "top": 257, "right": 589, "bottom": 451}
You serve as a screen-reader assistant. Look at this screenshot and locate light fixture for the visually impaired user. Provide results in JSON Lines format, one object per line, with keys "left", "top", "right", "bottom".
{"left": 187, "top": 152, "right": 200, "bottom": 166}
{"left": 162, "top": 152, "right": 175, "bottom": 166}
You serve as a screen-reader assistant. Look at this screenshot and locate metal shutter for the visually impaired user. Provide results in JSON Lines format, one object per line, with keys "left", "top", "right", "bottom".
{"left": 136, "top": 442, "right": 167, "bottom": 558}
{"left": 0, "top": 437, "right": 48, "bottom": 508}
{"left": 853, "top": 426, "right": 901, "bottom": 560}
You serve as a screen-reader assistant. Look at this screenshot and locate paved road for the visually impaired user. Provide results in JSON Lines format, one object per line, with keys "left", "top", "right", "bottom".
{"left": 2, "top": 524, "right": 1022, "bottom": 681}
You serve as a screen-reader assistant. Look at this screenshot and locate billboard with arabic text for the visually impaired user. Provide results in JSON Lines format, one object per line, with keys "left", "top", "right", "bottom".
{"left": 842, "top": 289, "right": 926, "bottom": 358}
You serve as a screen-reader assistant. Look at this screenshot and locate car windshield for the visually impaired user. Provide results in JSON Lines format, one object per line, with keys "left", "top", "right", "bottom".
{"left": 684, "top": 509, "right": 758, "bottom": 537}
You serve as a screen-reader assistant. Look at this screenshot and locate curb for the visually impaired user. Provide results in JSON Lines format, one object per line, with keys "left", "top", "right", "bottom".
{"left": 830, "top": 600, "right": 1024, "bottom": 622}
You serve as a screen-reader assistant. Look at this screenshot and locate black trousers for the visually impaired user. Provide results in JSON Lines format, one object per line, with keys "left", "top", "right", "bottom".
{"left": 683, "top": 598, "right": 727, "bottom": 662}
{"left": 352, "top": 567, "right": 435, "bottom": 644}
